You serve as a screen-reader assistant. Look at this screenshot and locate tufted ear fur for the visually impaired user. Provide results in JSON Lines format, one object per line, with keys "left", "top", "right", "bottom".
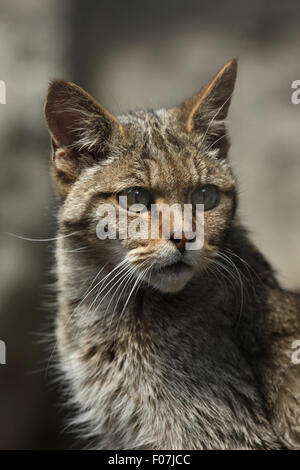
{"left": 44, "top": 80, "right": 125, "bottom": 198}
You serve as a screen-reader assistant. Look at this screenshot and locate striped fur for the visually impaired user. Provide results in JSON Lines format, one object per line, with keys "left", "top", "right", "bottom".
{"left": 44, "top": 59, "right": 300, "bottom": 449}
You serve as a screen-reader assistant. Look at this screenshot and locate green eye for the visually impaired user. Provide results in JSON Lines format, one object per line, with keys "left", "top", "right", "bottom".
{"left": 191, "top": 185, "right": 220, "bottom": 211}
{"left": 118, "top": 187, "right": 153, "bottom": 211}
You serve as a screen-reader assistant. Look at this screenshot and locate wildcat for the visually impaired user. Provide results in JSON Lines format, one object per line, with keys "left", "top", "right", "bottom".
{"left": 44, "top": 59, "right": 300, "bottom": 449}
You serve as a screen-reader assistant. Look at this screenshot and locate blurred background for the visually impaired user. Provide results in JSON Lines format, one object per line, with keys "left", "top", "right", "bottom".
{"left": 0, "top": 0, "right": 300, "bottom": 449}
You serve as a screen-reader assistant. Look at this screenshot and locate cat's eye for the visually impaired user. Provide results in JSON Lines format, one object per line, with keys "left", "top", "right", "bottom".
{"left": 191, "top": 185, "right": 220, "bottom": 211}
{"left": 118, "top": 187, "right": 153, "bottom": 211}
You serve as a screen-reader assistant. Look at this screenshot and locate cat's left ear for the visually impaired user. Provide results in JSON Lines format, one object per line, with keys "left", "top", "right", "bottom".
{"left": 173, "top": 58, "right": 237, "bottom": 152}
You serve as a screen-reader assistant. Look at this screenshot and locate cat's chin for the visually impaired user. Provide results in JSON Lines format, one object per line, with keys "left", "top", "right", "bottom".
{"left": 148, "top": 262, "right": 194, "bottom": 293}
{"left": 152, "top": 279, "right": 190, "bottom": 293}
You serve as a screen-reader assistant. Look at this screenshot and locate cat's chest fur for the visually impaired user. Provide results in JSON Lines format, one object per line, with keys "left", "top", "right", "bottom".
{"left": 56, "top": 281, "right": 280, "bottom": 449}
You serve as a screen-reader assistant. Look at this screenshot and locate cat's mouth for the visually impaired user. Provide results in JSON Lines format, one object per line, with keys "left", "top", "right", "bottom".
{"left": 127, "top": 246, "right": 196, "bottom": 293}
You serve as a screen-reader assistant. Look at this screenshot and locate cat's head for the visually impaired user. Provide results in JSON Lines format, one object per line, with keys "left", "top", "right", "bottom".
{"left": 45, "top": 59, "right": 237, "bottom": 293}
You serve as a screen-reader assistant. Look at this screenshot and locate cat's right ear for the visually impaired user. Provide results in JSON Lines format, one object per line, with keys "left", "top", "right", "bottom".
{"left": 44, "top": 80, "right": 125, "bottom": 198}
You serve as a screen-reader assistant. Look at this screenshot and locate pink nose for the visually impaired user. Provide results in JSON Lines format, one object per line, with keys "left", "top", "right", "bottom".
{"left": 169, "top": 233, "right": 188, "bottom": 253}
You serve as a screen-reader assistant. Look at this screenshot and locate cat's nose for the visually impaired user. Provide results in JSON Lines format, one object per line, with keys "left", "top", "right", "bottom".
{"left": 170, "top": 232, "right": 192, "bottom": 253}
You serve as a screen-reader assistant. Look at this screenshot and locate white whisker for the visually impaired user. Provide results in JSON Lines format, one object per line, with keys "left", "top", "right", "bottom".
{"left": 5, "top": 231, "right": 79, "bottom": 242}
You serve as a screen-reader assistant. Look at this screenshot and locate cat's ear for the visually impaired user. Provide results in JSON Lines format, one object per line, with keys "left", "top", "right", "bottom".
{"left": 44, "top": 80, "right": 125, "bottom": 198}
{"left": 173, "top": 58, "right": 237, "bottom": 154}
